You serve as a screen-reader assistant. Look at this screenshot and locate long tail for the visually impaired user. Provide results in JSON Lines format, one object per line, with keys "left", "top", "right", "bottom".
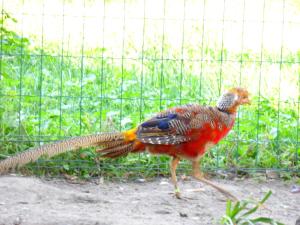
{"left": 0, "top": 128, "right": 143, "bottom": 174}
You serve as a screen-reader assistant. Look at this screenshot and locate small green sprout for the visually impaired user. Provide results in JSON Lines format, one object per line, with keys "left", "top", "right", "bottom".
{"left": 221, "top": 191, "right": 284, "bottom": 225}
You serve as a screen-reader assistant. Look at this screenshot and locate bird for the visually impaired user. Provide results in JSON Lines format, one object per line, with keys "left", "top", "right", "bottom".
{"left": 0, "top": 87, "right": 250, "bottom": 200}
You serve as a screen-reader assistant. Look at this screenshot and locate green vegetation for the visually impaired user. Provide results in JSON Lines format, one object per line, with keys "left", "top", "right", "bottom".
{"left": 0, "top": 10, "right": 299, "bottom": 178}
{"left": 221, "top": 191, "right": 283, "bottom": 225}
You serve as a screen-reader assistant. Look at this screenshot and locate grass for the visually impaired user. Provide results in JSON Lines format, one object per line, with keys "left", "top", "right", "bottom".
{"left": 220, "top": 191, "right": 284, "bottom": 225}
{"left": 0, "top": 8, "right": 299, "bottom": 179}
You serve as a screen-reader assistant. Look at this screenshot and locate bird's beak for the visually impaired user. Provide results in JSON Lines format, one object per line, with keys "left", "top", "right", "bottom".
{"left": 242, "top": 98, "right": 251, "bottom": 105}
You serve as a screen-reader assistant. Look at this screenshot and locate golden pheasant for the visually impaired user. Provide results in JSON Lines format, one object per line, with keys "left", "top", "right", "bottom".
{"left": 0, "top": 87, "right": 250, "bottom": 200}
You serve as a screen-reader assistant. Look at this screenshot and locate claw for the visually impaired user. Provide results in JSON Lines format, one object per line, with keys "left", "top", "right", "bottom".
{"left": 175, "top": 187, "right": 181, "bottom": 199}
{"left": 170, "top": 191, "right": 193, "bottom": 201}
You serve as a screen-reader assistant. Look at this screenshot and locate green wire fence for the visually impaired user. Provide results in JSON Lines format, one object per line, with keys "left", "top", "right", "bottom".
{"left": 0, "top": 0, "right": 299, "bottom": 178}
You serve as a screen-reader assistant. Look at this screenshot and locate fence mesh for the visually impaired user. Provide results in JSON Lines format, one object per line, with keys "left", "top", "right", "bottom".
{"left": 0, "top": 0, "right": 299, "bottom": 178}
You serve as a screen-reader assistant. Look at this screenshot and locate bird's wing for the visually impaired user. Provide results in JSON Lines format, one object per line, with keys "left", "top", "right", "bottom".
{"left": 137, "top": 104, "right": 212, "bottom": 145}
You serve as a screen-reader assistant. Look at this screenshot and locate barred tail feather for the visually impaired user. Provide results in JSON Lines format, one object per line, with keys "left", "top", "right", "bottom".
{"left": 0, "top": 132, "right": 124, "bottom": 174}
{"left": 96, "top": 143, "right": 134, "bottom": 158}
{"left": 96, "top": 140, "right": 126, "bottom": 149}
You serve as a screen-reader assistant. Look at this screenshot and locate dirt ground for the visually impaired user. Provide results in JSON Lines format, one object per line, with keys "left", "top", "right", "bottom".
{"left": 0, "top": 175, "right": 299, "bottom": 225}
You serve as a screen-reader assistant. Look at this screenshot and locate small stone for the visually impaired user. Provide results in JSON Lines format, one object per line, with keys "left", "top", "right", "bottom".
{"left": 135, "top": 178, "right": 146, "bottom": 183}
{"left": 98, "top": 177, "right": 104, "bottom": 184}
{"left": 291, "top": 185, "right": 300, "bottom": 193}
{"left": 18, "top": 201, "right": 29, "bottom": 204}
{"left": 159, "top": 181, "right": 169, "bottom": 185}
{"left": 155, "top": 210, "right": 171, "bottom": 215}
{"left": 179, "top": 212, "right": 188, "bottom": 217}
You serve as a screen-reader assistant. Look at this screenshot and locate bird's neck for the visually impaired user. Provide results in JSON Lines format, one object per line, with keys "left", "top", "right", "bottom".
{"left": 214, "top": 106, "right": 237, "bottom": 128}
{"left": 216, "top": 92, "right": 241, "bottom": 114}
{"left": 217, "top": 104, "right": 240, "bottom": 114}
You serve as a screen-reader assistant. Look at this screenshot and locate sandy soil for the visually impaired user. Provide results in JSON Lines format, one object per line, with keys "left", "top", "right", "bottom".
{"left": 0, "top": 175, "right": 299, "bottom": 225}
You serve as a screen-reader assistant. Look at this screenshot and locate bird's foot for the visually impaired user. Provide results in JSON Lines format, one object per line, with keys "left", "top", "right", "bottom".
{"left": 175, "top": 187, "right": 181, "bottom": 199}
{"left": 168, "top": 188, "right": 189, "bottom": 200}
{"left": 168, "top": 189, "right": 195, "bottom": 201}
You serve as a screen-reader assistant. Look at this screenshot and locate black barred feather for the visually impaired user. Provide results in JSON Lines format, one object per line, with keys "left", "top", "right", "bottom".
{"left": 137, "top": 106, "right": 192, "bottom": 145}
{"left": 96, "top": 140, "right": 125, "bottom": 149}
{"left": 98, "top": 143, "right": 134, "bottom": 158}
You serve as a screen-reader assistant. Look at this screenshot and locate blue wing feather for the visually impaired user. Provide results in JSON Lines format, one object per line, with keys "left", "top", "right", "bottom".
{"left": 141, "top": 113, "right": 178, "bottom": 130}
{"left": 137, "top": 104, "right": 199, "bottom": 145}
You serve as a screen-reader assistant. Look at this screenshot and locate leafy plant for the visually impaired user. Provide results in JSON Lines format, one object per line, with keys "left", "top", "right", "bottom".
{"left": 221, "top": 191, "right": 284, "bottom": 225}
{"left": 0, "top": 9, "right": 30, "bottom": 54}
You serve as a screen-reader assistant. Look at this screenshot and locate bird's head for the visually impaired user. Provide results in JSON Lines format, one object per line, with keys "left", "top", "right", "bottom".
{"left": 217, "top": 87, "right": 250, "bottom": 114}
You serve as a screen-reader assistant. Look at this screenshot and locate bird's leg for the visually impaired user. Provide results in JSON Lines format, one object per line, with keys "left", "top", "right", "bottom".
{"left": 170, "top": 156, "right": 181, "bottom": 199}
{"left": 192, "top": 161, "right": 238, "bottom": 201}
